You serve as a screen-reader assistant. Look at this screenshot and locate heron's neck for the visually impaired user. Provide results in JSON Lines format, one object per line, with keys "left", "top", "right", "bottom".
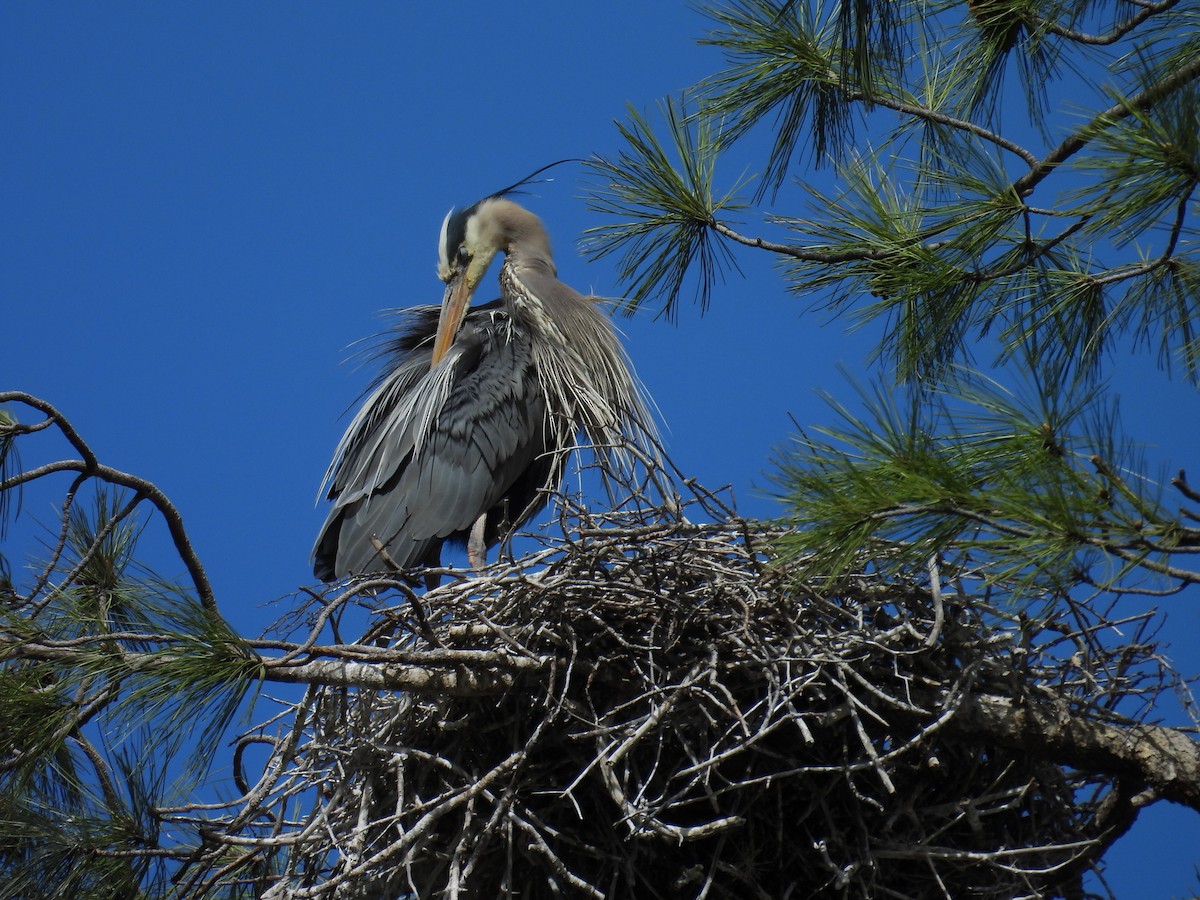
{"left": 505, "top": 240, "right": 556, "bottom": 279}
{"left": 500, "top": 263, "right": 569, "bottom": 345}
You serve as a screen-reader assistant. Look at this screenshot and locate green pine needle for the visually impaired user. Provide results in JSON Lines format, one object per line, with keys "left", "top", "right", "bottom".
{"left": 583, "top": 96, "right": 750, "bottom": 317}
{"left": 772, "top": 368, "right": 1173, "bottom": 598}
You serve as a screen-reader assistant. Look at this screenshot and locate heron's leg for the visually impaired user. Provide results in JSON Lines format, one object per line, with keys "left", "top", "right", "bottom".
{"left": 467, "top": 513, "right": 488, "bottom": 570}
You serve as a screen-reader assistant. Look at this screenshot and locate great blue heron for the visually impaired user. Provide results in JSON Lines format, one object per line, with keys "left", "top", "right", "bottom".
{"left": 312, "top": 184, "right": 660, "bottom": 582}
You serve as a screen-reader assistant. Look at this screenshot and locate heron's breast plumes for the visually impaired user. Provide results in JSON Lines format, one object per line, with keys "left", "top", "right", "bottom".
{"left": 503, "top": 263, "right": 660, "bottom": 487}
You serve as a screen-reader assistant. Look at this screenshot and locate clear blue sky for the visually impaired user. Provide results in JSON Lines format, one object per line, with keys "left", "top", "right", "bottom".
{"left": 3, "top": 4, "right": 1198, "bottom": 895}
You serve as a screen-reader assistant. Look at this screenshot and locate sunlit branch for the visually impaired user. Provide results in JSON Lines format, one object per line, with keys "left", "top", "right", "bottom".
{"left": 1, "top": 636, "right": 549, "bottom": 696}
{"left": 948, "top": 693, "right": 1200, "bottom": 809}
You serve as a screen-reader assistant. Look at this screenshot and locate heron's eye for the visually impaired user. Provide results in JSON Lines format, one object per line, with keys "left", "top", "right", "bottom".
{"left": 456, "top": 245, "right": 470, "bottom": 263}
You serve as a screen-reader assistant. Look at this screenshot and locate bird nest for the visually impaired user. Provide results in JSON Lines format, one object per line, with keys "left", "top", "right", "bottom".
{"left": 223, "top": 489, "right": 1163, "bottom": 899}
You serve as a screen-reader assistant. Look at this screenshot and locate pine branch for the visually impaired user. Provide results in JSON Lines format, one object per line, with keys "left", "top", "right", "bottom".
{"left": 582, "top": 97, "right": 748, "bottom": 315}
{"left": 1011, "top": 52, "right": 1200, "bottom": 197}
{"left": 947, "top": 692, "right": 1200, "bottom": 810}
{"left": 711, "top": 220, "right": 881, "bottom": 261}
{"left": 1030, "top": 0, "right": 1181, "bottom": 46}
{"left": 1, "top": 637, "right": 548, "bottom": 697}
{"left": 0, "top": 392, "right": 217, "bottom": 612}
{"left": 262, "top": 650, "right": 550, "bottom": 695}
{"left": 846, "top": 89, "right": 1040, "bottom": 169}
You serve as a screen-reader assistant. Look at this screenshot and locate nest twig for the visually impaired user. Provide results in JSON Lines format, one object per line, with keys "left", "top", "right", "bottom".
{"left": 175, "top": 487, "right": 1178, "bottom": 899}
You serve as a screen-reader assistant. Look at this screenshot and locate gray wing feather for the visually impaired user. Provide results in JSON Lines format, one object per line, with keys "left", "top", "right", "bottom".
{"left": 313, "top": 312, "right": 549, "bottom": 579}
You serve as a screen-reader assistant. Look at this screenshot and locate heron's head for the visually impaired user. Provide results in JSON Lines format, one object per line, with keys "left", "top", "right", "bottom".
{"left": 432, "top": 196, "right": 551, "bottom": 365}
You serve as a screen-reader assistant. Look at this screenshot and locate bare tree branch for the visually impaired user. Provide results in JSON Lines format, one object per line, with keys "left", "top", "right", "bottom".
{"left": 0, "top": 391, "right": 217, "bottom": 611}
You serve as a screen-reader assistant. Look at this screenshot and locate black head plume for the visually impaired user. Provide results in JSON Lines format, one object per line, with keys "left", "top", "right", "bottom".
{"left": 439, "top": 160, "right": 581, "bottom": 277}
{"left": 486, "top": 159, "right": 581, "bottom": 202}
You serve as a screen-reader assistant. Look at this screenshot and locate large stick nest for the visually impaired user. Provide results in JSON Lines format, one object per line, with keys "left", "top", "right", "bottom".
{"left": 228, "top": 491, "right": 1163, "bottom": 899}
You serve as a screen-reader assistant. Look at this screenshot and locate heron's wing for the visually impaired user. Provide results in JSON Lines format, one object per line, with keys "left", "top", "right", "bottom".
{"left": 313, "top": 312, "right": 550, "bottom": 580}
{"left": 403, "top": 327, "right": 550, "bottom": 535}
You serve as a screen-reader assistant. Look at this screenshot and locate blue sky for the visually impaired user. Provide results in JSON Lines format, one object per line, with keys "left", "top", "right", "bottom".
{"left": 3, "top": 4, "right": 1199, "bottom": 895}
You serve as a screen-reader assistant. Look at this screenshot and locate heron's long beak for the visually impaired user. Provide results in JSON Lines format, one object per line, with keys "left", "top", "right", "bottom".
{"left": 431, "top": 270, "right": 475, "bottom": 368}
